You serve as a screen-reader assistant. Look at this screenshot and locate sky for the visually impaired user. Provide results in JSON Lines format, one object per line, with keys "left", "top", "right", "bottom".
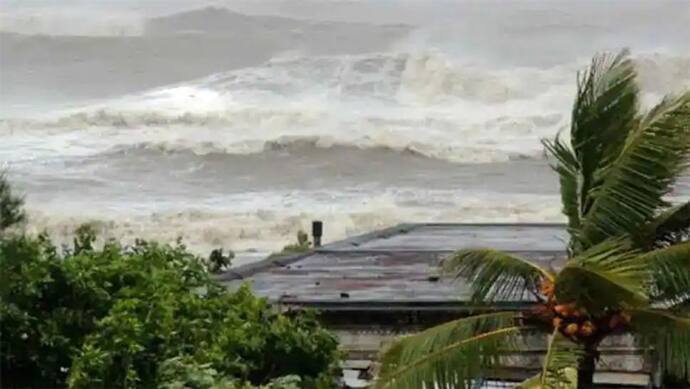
{"left": 2, "top": 0, "right": 688, "bottom": 36}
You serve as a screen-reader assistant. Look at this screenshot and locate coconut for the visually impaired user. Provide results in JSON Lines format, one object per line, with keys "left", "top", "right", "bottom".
{"left": 579, "top": 321, "right": 596, "bottom": 337}
{"left": 564, "top": 323, "right": 579, "bottom": 336}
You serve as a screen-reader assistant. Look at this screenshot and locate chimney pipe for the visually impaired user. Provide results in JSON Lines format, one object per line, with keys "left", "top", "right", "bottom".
{"left": 312, "top": 220, "right": 323, "bottom": 247}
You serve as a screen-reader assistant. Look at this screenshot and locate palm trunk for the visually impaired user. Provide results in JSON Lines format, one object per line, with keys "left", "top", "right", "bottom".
{"left": 577, "top": 349, "right": 596, "bottom": 389}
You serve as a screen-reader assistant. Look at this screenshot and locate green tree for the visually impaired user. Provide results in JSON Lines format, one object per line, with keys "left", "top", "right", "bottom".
{"left": 1, "top": 226, "right": 340, "bottom": 388}
{"left": 375, "top": 50, "right": 690, "bottom": 389}
{"left": 0, "top": 171, "right": 25, "bottom": 232}
{"left": 156, "top": 357, "right": 303, "bottom": 388}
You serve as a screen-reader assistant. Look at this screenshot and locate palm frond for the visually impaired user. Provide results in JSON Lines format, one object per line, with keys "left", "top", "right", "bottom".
{"left": 542, "top": 135, "right": 582, "bottom": 253}
{"left": 579, "top": 91, "right": 690, "bottom": 247}
{"left": 638, "top": 201, "right": 690, "bottom": 249}
{"left": 629, "top": 308, "right": 690, "bottom": 380}
{"left": 570, "top": 50, "right": 639, "bottom": 221}
{"left": 538, "top": 332, "right": 582, "bottom": 389}
{"left": 556, "top": 239, "right": 649, "bottom": 314}
{"left": 516, "top": 330, "right": 583, "bottom": 389}
{"left": 642, "top": 242, "right": 690, "bottom": 307}
{"left": 375, "top": 312, "right": 525, "bottom": 389}
{"left": 443, "top": 249, "right": 554, "bottom": 303}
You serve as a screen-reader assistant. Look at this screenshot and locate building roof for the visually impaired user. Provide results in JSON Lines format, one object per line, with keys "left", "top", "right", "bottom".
{"left": 219, "top": 223, "right": 655, "bottom": 387}
{"left": 219, "top": 223, "right": 567, "bottom": 308}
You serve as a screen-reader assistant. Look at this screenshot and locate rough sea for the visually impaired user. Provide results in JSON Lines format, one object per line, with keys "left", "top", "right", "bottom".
{"left": 2, "top": 0, "right": 689, "bottom": 263}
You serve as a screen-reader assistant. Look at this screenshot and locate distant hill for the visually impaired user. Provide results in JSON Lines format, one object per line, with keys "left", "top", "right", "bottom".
{"left": 0, "top": 8, "right": 411, "bottom": 104}
{"left": 145, "top": 7, "right": 409, "bottom": 36}
{"left": 145, "top": 7, "right": 305, "bottom": 35}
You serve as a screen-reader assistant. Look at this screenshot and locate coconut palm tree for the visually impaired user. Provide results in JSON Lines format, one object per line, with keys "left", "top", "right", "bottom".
{"left": 375, "top": 50, "right": 690, "bottom": 389}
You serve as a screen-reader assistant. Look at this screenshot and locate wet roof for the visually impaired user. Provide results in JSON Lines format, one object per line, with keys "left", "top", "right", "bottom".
{"left": 220, "top": 223, "right": 567, "bottom": 307}
{"left": 325, "top": 223, "right": 568, "bottom": 252}
{"left": 221, "top": 223, "right": 653, "bottom": 386}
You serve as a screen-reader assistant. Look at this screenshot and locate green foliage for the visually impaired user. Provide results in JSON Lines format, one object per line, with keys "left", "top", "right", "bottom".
{"left": 443, "top": 249, "right": 554, "bottom": 303}
{"left": 569, "top": 50, "right": 639, "bottom": 225}
{"left": 638, "top": 201, "right": 690, "bottom": 249}
{"left": 1, "top": 230, "right": 340, "bottom": 388}
{"left": 544, "top": 51, "right": 690, "bottom": 253}
{"left": 555, "top": 239, "right": 649, "bottom": 315}
{"left": 157, "top": 356, "right": 241, "bottom": 388}
{"left": 517, "top": 331, "right": 583, "bottom": 389}
{"left": 642, "top": 242, "right": 690, "bottom": 306}
{"left": 152, "top": 356, "right": 302, "bottom": 389}
{"left": 629, "top": 309, "right": 690, "bottom": 382}
{"left": 281, "top": 230, "right": 311, "bottom": 254}
{"left": 270, "top": 230, "right": 312, "bottom": 259}
{"left": 375, "top": 312, "right": 524, "bottom": 389}
{"left": 0, "top": 170, "right": 25, "bottom": 232}
{"left": 541, "top": 134, "right": 581, "bottom": 254}
{"left": 578, "top": 91, "right": 690, "bottom": 248}
{"left": 207, "top": 248, "right": 235, "bottom": 273}
{"left": 72, "top": 223, "right": 97, "bottom": 254}
{"left": 542, "top": 50, "right": 640, "bottom": 254}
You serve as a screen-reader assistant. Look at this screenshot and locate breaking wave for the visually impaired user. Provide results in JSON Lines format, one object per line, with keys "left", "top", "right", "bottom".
{"left": 5, "top": 3, "right": 690, "bottom": 260}
{"left": 1, "top": 52, "right": 576, "bottom": 163}
{"left": 24, "top": 189, "right": 565, "bottom": 260}
{"left": 5, "top": 51, "right": 688, "bottom": 164}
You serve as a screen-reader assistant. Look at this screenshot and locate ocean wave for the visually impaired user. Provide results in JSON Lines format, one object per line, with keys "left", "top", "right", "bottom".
{"left": 3, "top": 51, "right": 577, "bottom": 124}
{"left": 1, "top": 116, "right": 554, "bottom": 163}
{"left": 3, "top": 51, "right": 689, "bottom": 164}
{"left": 0, "top": 52, "right": 570, "bottom": 164}
{"left": 23, "top": 190, "right": 564, "bottom": 257}
{"left": 99, "top": 135, "right": 546, "bottom": 164}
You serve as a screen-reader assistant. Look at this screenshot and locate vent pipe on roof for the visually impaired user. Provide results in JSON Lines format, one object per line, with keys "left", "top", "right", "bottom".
{"left": 312, "top": 220, "right": 323, "bottom": 247}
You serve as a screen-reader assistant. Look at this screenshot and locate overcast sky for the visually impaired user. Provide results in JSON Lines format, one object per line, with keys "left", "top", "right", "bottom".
{"left": 3, "top": 0, "right": 688, "bottom": 35}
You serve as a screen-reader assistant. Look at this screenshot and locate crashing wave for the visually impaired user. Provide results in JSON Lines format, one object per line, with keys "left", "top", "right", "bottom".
{"left": 3, "top": 51, "right": 689, "bottom": 165}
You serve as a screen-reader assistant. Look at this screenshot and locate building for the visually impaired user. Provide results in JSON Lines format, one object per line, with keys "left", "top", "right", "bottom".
{"left": 219, "top": 223, "right": 655, "bottom": 388}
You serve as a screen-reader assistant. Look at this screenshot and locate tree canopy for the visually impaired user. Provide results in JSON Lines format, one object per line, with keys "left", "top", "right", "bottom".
{"left": 1, "top": 225, "right": 340, "bottom": 388}
{"left": 0, "top": 171, "right": 25, "bottom": 232}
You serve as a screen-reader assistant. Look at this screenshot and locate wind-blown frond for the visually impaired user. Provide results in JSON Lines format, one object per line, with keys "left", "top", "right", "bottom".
{"left": 556, "top": 240, "right": 648, "bottom": 314}
{"left": 517, "top": 331, "right": 583, "bottom": 389}
{"left": 375, "top": 312, "right": 525, "bottom": 389}
{"left": 643, "top": 242, "right": 690, "bottom": 307}
{"left": 542, "top": 135, "right": 582, "bottom": 252}
{"left": 630, "top": 309, "right": 690, "bottom": 380}
{"left": 638, "top": 202, "right": 690, "bottom": 249}
{"left": 443, "top": 249, "right": 554, "bottom": 303}
{"left": 570, "top": 50, "right": 639, "bottom": 223}
{"left": 579, "top": 91, "right": 690, "bottom": 247}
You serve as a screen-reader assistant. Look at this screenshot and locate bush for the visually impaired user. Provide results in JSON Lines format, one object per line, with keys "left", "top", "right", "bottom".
{"left": 156, "top": 357, "right": 302, "bottom": 389}
{"left": 272, "top": 231, "right": 311, "bottom": 258}
{"left": 1, "top": 230, "right": 340, "bottom": 388}
{"left": 206, "top": 248, "right": 234, "bottom": 274}
{"left": 0, "top": 171, "right": 25, "bottom": 232}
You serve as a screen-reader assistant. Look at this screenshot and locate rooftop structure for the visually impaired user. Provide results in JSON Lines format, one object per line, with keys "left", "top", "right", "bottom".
{"left": 219, "top": 223, "right": 655, "bottom": 388}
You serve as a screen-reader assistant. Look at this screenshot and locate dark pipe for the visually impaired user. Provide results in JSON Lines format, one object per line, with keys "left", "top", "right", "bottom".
{"left": 312, "top": 220, "right": 323, "bottom": 247}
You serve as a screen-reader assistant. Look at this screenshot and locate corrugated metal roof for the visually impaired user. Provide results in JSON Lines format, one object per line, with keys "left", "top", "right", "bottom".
{"left": 219, "top": 223, "right": 654, "bottom": 386}
{"left": 228, "top": 250, "right": 565, "bottom": 304}
{"left": 220, "top": 223, "right": 566, "bottom": 306}
{"left": 325, "top": 223, "right": 568, "bottom": 252}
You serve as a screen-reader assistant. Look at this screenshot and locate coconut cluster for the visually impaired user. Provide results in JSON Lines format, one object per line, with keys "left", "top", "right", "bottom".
{"left": 533, "top": 280, "right": 631, "bottom": 341}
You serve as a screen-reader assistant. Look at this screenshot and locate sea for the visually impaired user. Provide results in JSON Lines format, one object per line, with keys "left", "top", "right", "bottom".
{"left": 1, "top": 0, "right": 689, "bottom": 264}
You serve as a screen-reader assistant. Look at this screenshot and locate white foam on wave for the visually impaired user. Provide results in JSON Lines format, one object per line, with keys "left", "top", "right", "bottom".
{"left": 23, "top": 185, "right": 688, "bottom": 259}
{"left": 1, "top": 51, "right": 577, "bottom": 164}
{"left": 7, "top": 50, "right": 690, "bottom": 261}
{"left": 23, "top": 188, "right": 565, "bottom": 257}
{"left": 6, "top": 50, "right": 688, "bottom": 165}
